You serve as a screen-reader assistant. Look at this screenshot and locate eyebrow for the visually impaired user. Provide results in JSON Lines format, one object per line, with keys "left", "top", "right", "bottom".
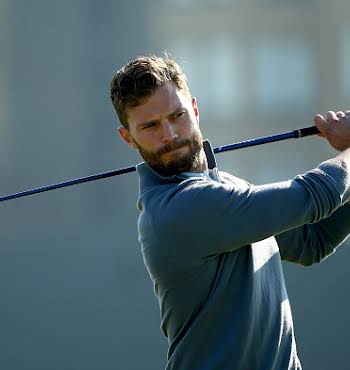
{"left": 137, "top": 106, "right": 187, "bottom": 128}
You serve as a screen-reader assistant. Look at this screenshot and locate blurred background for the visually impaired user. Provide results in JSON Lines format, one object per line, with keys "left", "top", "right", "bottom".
{"left": 0, "top": 0, "right": 349, "bottom": 369}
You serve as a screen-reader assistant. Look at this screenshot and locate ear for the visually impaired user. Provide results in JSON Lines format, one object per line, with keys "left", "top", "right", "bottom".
{"left": 118, "top": 126, "right": 138, "bottom": 150}
{"left": 192, "top": 97, "right": 199, "bottom": 123}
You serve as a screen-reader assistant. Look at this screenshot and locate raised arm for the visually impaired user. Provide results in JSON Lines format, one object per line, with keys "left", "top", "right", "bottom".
{"left": 153, "top": 111, "right": 350, "bottom": 259}
{"left": 274, "top": 111, "right": 350, "bottom": 265}
{"left": 276, "top": 202, "right": 350, "bottom": 266}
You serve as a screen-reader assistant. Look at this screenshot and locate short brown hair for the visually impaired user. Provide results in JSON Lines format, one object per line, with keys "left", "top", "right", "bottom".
{"left": 110, "top": 55, "right": 191, "bottom": 128}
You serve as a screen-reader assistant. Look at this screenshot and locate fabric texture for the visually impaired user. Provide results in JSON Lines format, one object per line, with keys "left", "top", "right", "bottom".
{"left": 136, "top": 143, "right": 350, "bottom": 370}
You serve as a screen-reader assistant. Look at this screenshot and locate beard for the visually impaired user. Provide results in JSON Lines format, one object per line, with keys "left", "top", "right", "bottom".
{"left": 134, "top": 129, "right": 203, "bottom": 176}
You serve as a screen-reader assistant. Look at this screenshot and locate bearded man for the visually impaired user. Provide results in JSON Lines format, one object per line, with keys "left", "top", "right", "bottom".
{"left": 110, "top": 55, "right": 350, "bottom": 370}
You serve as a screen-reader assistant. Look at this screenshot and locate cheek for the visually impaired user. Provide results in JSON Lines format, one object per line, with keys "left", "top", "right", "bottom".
{"left": 136, "top": 132, "right": 162, "bottom": 151}
{"left": 185, "top": 119, "right": 200, "bottom": 137}
{"left": 178, "top": 116, "right": 196, "bottom": 133}
{"left": 188, "top": 111, "right": 200, "bottom": 127}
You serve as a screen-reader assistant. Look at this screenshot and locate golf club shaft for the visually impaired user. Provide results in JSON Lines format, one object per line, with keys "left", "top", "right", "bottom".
{"left": 0, "top": 125, "right": 320, "bottom": 203}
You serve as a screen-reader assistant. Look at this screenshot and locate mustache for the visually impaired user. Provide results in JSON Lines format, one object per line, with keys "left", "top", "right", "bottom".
{"left": 156, "top": 139, "right": 191, "bottom": 156}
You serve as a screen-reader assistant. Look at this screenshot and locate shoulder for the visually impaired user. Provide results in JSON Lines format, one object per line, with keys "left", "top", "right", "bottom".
{"left": 138, "top": 171, "right": 254, "bottom": 232}
{"left": 219, "top": 170, "right": 251, "bottom": 190}
{"left": 141, "top": 172, "right": 252, "bottom": 213}
{"left": 155, "top": 174, "right": 252, "bottom": 229}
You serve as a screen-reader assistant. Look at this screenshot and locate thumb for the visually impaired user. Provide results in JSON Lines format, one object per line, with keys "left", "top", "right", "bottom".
{"left": 313, "top": 114, "right": 327, "bottom": 138}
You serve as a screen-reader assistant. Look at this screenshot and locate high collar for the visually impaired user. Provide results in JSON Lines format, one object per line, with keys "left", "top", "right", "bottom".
{"left": 136, "top": 140, "right": 219, "bottom": 192}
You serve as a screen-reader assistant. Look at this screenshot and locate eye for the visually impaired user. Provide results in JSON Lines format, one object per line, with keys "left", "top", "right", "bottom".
{"left": 174, "top": 111, "right": 185, "bottom": 119}
{"left": 141, "top": 122, "right": 157, "bottom": 130}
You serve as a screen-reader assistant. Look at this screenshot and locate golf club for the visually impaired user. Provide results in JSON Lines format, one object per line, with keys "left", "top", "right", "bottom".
{"left": 0, "top": 125, "right": 320, "bottom": 203}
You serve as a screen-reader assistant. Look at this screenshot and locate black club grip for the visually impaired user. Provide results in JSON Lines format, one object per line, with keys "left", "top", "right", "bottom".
{"left": 298, "top": 126, "right": 320, "bottom": 137}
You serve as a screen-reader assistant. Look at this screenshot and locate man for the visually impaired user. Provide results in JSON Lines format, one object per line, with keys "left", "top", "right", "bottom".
{"left": 110, "top": 55, "right": 350, "bottom": 370}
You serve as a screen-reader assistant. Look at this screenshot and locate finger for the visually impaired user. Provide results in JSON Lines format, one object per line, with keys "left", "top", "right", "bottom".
{"left": 313, "top": 114, "right": 327, "bottom": 137}
{"left": 340, "top": 112, "right": 350, "bottom": 125}
{"left": 336, "top": 111, "right": 345, "bottom": 119}
{"left": 326, "top": 110, "right": 338, "bottom": 123}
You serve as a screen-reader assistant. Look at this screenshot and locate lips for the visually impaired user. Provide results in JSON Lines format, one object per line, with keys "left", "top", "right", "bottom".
{"left": 164, "top": 145, "right": 188, "bottom": 156}
{"left": 158, "top": 142, "right": 188, "bottom": 156}
{"left": 167, "top": 146, "right": 184, "bottom": 153}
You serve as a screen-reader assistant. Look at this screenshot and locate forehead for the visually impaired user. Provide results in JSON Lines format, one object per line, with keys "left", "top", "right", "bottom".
{"left": 126, "top": 82, "right": 190, "bottom": 128}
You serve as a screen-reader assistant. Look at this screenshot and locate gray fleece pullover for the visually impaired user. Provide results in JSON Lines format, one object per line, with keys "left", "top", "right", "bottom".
{"left": 136, "top": 142, "right": 350, "bottom": 370}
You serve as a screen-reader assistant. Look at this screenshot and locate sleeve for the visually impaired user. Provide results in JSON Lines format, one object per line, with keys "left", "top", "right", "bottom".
{"left": 276, "top": 202, "right": 350, "bottom": 266}
{"left": 156, "top": 158, "right": 350, "bottom": 259}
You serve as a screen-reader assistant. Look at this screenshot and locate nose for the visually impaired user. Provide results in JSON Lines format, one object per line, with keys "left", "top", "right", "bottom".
{"left": 161, "top": 121, "right": 178, "bottom": 143}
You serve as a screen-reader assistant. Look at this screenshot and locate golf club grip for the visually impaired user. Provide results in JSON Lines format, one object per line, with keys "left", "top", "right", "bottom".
{"left": 298, "top": 126, "right": 320, "bottom": 137}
